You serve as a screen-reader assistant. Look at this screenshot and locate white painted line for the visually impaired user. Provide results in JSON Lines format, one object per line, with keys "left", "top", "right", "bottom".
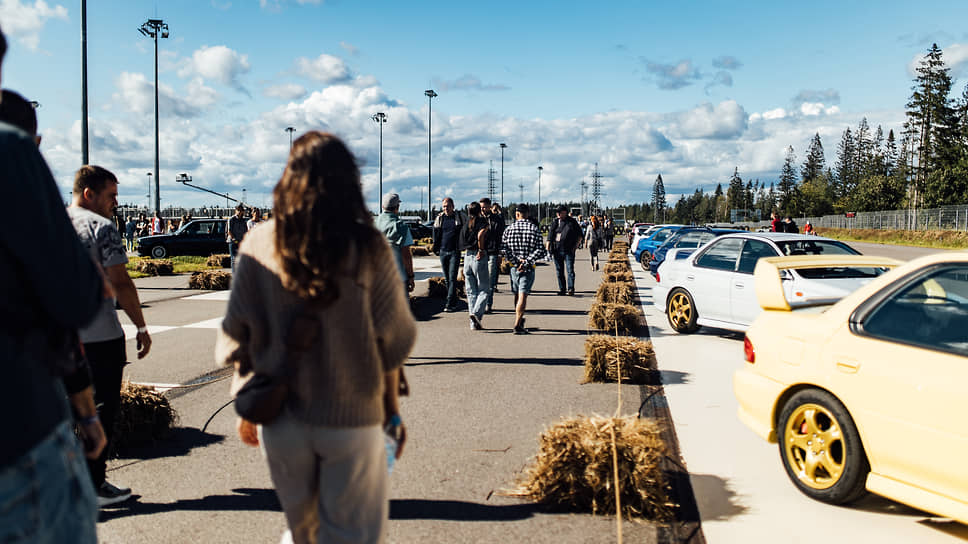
{"left": 183, "top": 291, "right": 231, "bottom": 301}
{"left": 121, "top": 324, "right": 176, "bottom": 338}
{"left": 183, "top": 317, "right": 223, "bottom": 329}
{"left": 129, "top": 381, "right": 181, "bottom": 393}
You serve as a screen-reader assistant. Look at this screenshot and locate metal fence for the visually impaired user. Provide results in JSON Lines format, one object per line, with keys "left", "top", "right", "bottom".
{"left": 742, "top": 204, "right": 968, "bottom": 232}
{"left": 116, "top": 205, "right": 267, "bottom": 221}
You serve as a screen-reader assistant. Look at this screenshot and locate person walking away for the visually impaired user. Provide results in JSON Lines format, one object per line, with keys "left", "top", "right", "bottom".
{"left": 480, "top": 198, "right": 505, "bottom": 313}
{"left": 770, "top": 210, "right": 782, "bottom": 232}
{"left": 431, "top": 197, "right": 463, "bottom": 311}
{"left": 502, "top": 203, "right": 546, "bottom": 334}
{"left": 247, "top": 207, "right": 264, "bottom": 231}
{"left": 603, "top": 216, "right": 613, "bottom": 250}
{"left": 151, "top": 210, "right": 163, "bottom": 235}
{"left": 461, "top": 202, "right": 490, "bottom": 330}
{"left": 68, "top": 165, "right": 153, "bottom": 506}
{"left": 784, "top": 216, "right": 799, "bottom": 233}
{"left": 226, "top": 203, "right": 248, "bottom": 270}
{"left": 0, "top": 29, "right": 107, "bottom": 540}
{"left": 547, "top": 204, "right": 581, "bottom": 295}
{"left": 586, "top": 215, "right": 603, "bottom": 271}
{"left": 803, "top": 221, "right": 815, "bottom": 235}
{"left": 125, "top": 215, "right": 137, "bottom": 251}
{"left": 375, "top": 192, "right": 415, "bottom": 293}
{"left": 216, "top": 132, "right": 416, "bottom": 544}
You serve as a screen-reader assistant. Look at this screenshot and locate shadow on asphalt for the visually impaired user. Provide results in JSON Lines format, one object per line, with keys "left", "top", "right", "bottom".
{"left": 407, "top": 356, "right": 583, "bottom": 367}
{"left": 685, "top": 473, "right": 749, "bottom": 522}
{"left": 111, "top": 426, "right": 225, "bottom": 461}
{"left": 389, "top": 499, "right": 539, "bottom": 521}
{"left": 98, "top": 488, "right": 282, "bottom": 522}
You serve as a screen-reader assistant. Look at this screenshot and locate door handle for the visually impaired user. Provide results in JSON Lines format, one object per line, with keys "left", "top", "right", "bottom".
{"left": 734, "top": 283, "right": 744, "bottom": 289}
{"left": 836, "top": 361, "right": 860, "bottom": 373}
{"left": 686, "top": 275, "right": 694, "bottom": 281}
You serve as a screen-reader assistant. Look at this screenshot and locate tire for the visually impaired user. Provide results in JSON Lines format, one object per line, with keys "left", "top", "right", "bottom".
{"left": 150, "top": 245, "right": 168, "bottom": 259}
{"left": 666, "top": 288, "right": 699, "bottom": 333}
{"left": 777, "top": 389, "right": 869, "bottom": 505}
{"left": 639, "top": 252, "right": 651, "bottom": 272}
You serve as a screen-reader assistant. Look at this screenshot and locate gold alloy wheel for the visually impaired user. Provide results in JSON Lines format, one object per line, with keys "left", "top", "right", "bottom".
{"left": 668, "top": 291, "right": 693, "bottom": 329}
{"left": 782, "top": 403, "right": 846, "bottom": 490}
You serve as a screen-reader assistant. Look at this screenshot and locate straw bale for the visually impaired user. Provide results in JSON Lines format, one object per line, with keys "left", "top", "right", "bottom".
{"left": 112, "top": 382, "right": 178, "bottom": 452}
{"left": 604, "top": 270, "right": 634, "bottom": 283}
{"left": 189, "top": 270, "right": 232, "bottom": 290}
{"left": 582, "top": 335, "right": 654, "bottom": 383}
{"left": 427, "top": 276, "right": 465, "bottom": 298}
{"left": 135, "top": 259, "right": 174, "bottom": 276}
{"left": 588, "top": 302, "right": 639, "bottom": 332}
{"left": 596, "top": 281, "right": 635, "bottom": 305}
{"left": 499, "top": 259, "right": 512, "bottom": 275}
{"left": 513, "top": 415, "right": 672, "bottom": 520}
{"left": 603, "top": 262, "right": 630, "bottom": 275}
{"left": 206, "top": 254, "right": 231, "bottom": 268}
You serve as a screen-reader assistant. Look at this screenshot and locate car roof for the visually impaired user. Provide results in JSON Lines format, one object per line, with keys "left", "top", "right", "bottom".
{"left": 717, "top": 232, "right": 838, "bottom": 242}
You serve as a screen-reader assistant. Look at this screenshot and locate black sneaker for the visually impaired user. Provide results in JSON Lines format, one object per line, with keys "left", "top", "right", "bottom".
{"left": 485, "top": 305, "right": 493, "bottom": 314}
{"left": 470, "top": 315, "right": 483, "bottom": 330}
{"left": 98, "top": 481, "right": 132, "bottom": 507}
{"left": 567, "top": 289, "right": 575, "bottom": 296}
{"left": 557, "top": 290, "right": 566, "bottom": 296}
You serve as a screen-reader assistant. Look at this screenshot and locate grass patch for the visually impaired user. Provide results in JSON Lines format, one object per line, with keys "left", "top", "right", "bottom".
{"left": 817, "top": 227, "right": 968, "bottom": 250}
{"left": 128, "top": 255, "right": 222, "bottom": 278}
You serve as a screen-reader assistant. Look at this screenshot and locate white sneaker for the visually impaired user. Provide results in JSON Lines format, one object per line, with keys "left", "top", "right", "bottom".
{"left": 97, "top": 481, "right": 132, "bottom": 507}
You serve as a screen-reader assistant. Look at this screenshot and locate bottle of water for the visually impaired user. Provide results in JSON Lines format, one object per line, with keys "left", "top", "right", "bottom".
{"left": 384, "top": 414, "right": 402, "bottom": 474}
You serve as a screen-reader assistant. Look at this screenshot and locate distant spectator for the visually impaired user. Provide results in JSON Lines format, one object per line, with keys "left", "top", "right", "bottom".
{"left": 461, "top": 201, "right": 490, "bottom": 330}
{"left": 375, "top": 193, "right": 415, "bottom": 293}
{"left": 431, "top": 197, "right": 464, "bottom": 312}
{"left": 246, "top": 208, "right": 264, "bottom": 231}
{"left": 502, "top": 203, "right": 547, "bottom": 334}
{"left": 547, "top": 205, "right": 581, "bottom": 296}
{"left": 125, "top": 215, "right": 136, "bottom": 250}
{"left": 151, "top": 210, "right": 163, "bottom": 235}
{"left": 226, "top": 203, "right": 248, "bottom": 270}
{"left": 480, "top": 198, "right": 505, "bottom": 313}
{"left": 585, "top": 215, "right": 603, "bottom": 271}
{"left": 783, "top": 217, "right": 799, "bottom": 233}
{"left": 803, "top": 221, "right": 815, "bottom": 235}
{"left": 770, "top": 211, "right": 782, "bottom": 232}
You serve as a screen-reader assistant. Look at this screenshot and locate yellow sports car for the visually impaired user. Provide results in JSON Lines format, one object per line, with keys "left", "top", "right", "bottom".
{"left": 734, "top": 252, "right": 968, "bottom": 524}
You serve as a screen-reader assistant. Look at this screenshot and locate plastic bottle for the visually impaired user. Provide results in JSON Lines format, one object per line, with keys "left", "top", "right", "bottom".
{"left": 384, "top": 414, "right": 402, "bottom": 474}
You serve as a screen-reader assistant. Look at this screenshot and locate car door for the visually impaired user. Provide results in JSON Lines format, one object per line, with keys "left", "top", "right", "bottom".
{"left": 688, "top": 237, "right": 744, "bottom": 322}
{"left": 206, "top": 221, "right": 227, "bottom": 255}
{"left": 731, "top": 239, "right": 780, "bottom": 325}
{"left": 826, "top": 264, "right": 968, "bottom": 500}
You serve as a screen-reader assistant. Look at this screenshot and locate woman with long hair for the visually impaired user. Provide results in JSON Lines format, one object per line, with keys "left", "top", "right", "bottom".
{"left": 216, "top": 132, "right": 416, "bottom": 544}
{"left": 586, "top": 215, "right": 603, "bottom": 270}
{"left": 461, "top": 201, "right": 490, "bottom": 330}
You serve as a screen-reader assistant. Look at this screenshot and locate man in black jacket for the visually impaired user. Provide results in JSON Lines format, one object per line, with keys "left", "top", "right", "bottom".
{"left": 479, "top": 198, "right": 505, "bottom": 312}
{"left": 431, "top": 197, "right": 464, "bottom": 311}
{"left": 546, "top": 205, "right": 581, "bottom": 295}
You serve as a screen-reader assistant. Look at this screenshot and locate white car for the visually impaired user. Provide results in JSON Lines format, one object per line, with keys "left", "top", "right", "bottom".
{"left": 652, "top": 233, "right": 893, "bottom": 334}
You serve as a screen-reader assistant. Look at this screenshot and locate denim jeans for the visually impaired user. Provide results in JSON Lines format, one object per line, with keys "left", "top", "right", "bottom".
{"left": 0, "top": 421, "right": 98, "bottom": 544}
{"left": 438, "top": 248, "right": 460, "bottom": 308}
{"left": 228, "top": 241, "right": 239, "bottom": 271}
{"left": 464, "top": 250, "right": 490, "bottom": 319}
{"left": 553, "top": 250, "right": 576, "bottom": 291}
{"left": 485, "top": 254, "right": 500, "bottom": 308}
{"left": 509, "top": 266, "right": 536, "bottom": 295}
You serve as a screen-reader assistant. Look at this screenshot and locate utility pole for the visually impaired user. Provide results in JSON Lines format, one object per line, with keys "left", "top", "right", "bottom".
{"left": 81, "top": 0, "right": 89, "bottom": 165}
{"left": 371, "top": 112, "right": 387, "bottom": 207}
{"left": 537, "top": 166, "right": 543, "bottom": 224}
{"left": 425, "top": 89, "right": 437, "bottom": 219}
{"left": 285, "top": 126, "right": 296, "bottom": 150}
{"left": 499, "top": 142, "right": 507, "bottom": 208}
{"left": 590, "top": 162, "right": 604, "bottom": 215}
{"left": 139, "top": 18, "right": 169, "bottom": 214}
{"left": 519, "top": 179, "right": 524, "bottom": 203}
{"left": 487, "top": 161, "right": 497, "bottom": 202}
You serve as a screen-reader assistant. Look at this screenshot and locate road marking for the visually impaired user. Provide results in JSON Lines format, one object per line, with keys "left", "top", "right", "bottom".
{"left": 184, "top": 291, "right": 231, "bottom": 301}
{"left": 122, "top": 324, "right": 176, "bottom": 338}
{"left": 183, "top": 317, "right": 223, "bottom": 329}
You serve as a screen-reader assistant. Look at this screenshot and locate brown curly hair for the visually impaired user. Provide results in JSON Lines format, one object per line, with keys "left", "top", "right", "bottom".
{"left": 272, "top": 131, "right": 377, "bottom": 300}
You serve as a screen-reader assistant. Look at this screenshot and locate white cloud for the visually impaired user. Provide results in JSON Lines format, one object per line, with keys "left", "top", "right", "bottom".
{"left": 296, "top": 53, "right": 351, "bottom": 83}
{"left": 112, "top": 72, "right": 203, "bottom": 118}
{"left": 799, "top": 102, "right": 840, "bottom": 116}
{"left": 0, "top": 0, "right": 68, "bottom": 50}
{"left": 263, "top": 83, "right": 307, "bottom": 101}
{"left": 907, "top": 42, "right": 968, "bottom": 78}
{"left": 671, "top": 100, "right": 748, "bottom": 139}
{"left": 178, "top": 45, "right": 251, "bottom": 94}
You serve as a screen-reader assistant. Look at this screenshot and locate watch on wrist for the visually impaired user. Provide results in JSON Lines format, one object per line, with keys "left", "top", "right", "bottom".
{"left": 137, "top": 326, "right": 149, "bottom": 334}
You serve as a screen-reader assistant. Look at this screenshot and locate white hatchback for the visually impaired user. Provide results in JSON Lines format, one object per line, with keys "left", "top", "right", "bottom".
{"left": 652, "top": 233, "right": 889, "bottom": 333}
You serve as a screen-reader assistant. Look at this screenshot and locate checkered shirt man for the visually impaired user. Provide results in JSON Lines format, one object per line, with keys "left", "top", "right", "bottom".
{"left": 501, "top": 218, "right": 546, "bottom": 267}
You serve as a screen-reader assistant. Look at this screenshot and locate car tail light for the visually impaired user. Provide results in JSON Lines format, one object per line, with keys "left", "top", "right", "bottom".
{"left": 655, "top": 272, "right": 660, "bottom": 283}
{"left": 743, "top": 335, "right": 755, "bottom": 363}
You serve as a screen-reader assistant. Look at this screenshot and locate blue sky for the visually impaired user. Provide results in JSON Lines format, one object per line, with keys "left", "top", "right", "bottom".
{"left": 2, "top": 0, "right": 967, "bottom": 213}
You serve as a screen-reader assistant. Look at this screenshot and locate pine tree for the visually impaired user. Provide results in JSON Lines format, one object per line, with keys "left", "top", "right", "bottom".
{"left": 801, "top": 133, "right": 826, "bottom": 182}
{"left": 906, "top": 43, "right": 958, "bottom": 207}
{"left": 652, "top": 174, "right": 666, "bottom": 222}
{"left": 726, "top": 167, "right": 745, "bottom": 219}
{"left": 885, "top": 129, "right": 898, "bottom": 177}
{"left": 834, "top": 128, "right": 856, "bottom": 204}
{"left": 777, "top": 146, "right": 798, "bottom": 212}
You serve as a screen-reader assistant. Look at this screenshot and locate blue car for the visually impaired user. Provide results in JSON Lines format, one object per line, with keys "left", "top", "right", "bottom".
{"left": 633, "top": 225, "right": 684, "bottom": 264}
{"left": 645, "top": 227, "right": 742, "bottom": 274}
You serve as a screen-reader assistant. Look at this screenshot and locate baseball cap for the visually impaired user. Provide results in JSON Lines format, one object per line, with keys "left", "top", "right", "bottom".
{"left": 382, "top": 192, "right": 401, "bottom": 209}
{"left": 555, "top": 204, "right": 568, "bottom": 213}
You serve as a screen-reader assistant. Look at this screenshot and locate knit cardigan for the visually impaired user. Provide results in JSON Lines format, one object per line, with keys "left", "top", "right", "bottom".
{"left": 215, "top": 220, "right": 416, "bottom": 427}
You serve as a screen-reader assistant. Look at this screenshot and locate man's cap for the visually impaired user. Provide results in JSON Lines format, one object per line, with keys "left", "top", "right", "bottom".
{"left": 555, "top": 204, "right": 568, "bottom": 213}
{"left": 382, "top": 192, "right": 401, "bottom": 209}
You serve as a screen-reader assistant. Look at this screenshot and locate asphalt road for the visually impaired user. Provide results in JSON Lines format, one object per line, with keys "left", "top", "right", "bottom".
{"left": 633, "top": 243, "right": 968, "bottom": 543}
{"left": 99, "top": 252, "right": 663, "bottom": 544}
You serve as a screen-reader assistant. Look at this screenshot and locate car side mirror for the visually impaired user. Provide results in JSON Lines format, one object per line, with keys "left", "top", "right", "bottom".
{"left": 779, "top": 270, "right": 793, "bottom": 281}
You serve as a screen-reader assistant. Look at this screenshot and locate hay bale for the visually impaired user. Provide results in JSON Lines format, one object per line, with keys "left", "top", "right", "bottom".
{"left": 603, "top": 262, "right": 630, "bottom": 274}
{"left": 596, "top": 281, "right": 634, "bottom": 305}
{"left": 604, "top": 270, "right": 634, "bottom": 283}
{"left": 410, "top": 246, "right": 430, "bottom": 257}
{"left": 583, "top": 335, "right": 654, "bottom": 383}
{"left": 189, "top": 270, "right": 232, "bottom": 290}
{"left": 427, "top": 276, "right": 465, "bottom": 299}
{"left": 206, "top": 254, "right": 231, "bottom": 268}
{"left": 513, "top": 415, "right": 671, "bottom": 520}
{"left": 135, "top": 259, "right": 174, "bottom": 276}
{"left": 112, "top": 382, "right": 178, "bottom": 452}
{"left": 499, "top": 259, "right": 512, "bottom": 275}
{"left": 589, "top": 302, "right": 639, "bottom": 332}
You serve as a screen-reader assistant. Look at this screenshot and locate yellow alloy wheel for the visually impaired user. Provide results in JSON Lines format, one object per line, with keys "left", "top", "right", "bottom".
{"left": 667, "top": 288, "right": 698, "bottom": 333}
{"left": 782, "top": 403, "right": 846, "bottom": 490}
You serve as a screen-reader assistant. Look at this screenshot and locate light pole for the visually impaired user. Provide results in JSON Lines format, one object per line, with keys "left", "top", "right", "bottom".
{"left": 81, "top": 0, "right": 89, "bottom": 165}
{"left": 139, "top": 18, "right": 168, "bottom": 214}
{"left": 146, "top": 172, "right": 152, "bottom": 211}
{"left": 371, "top": 112, "right": 387, "bottom": 207}
{"left": 424, "top": 89, "right": 437, "bottom": 219}
{"left": 242, "top": 188, "right": 247, "bottom": 205}
{"left": 285, "top": 126, "right": 295, "bottom": 150}
{"left": 537, "top": 166, "right": 543, "bottom": 224}
{"left": 499, "top": 143, "right": 507, "bottom": 208}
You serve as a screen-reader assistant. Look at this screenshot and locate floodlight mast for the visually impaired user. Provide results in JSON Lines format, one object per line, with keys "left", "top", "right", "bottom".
{"left": 139, "top": 18, "right": 169, "bottom": 213}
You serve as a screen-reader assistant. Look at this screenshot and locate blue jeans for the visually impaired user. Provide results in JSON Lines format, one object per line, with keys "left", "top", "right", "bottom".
{"left": 485, "top": 254, "right": 500, "bottom": 308}
{"left": 0, "top": 421, "right": 98, "bottom": 544}
{"left": 229, "top": 241, "right": 239, "bottom": 271}
{"left": 553, "top": 250, "right": 575, "bottom": 292}
{"left": 438, "top": 248, "right": 460, "bottom": 308}
{"left": 464, "top": 251, "right": 490, "bottom": 319}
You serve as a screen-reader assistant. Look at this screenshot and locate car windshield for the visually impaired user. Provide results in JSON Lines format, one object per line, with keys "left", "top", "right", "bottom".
{"left": 776, "top": 239, "right": 887, "bottom": 279}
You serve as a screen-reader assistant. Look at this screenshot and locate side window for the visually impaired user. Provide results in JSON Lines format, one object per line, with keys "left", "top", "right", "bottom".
{"left": 182, "top": 222, "right": 199, "bottom": 235}
{"left": 677, "top": 232, "right": 704, "bottom": 249}
{"left": 737, "top": 239, "right": 780, "bottom": 274}
{"left": 213, "top": 222, "right": 226, "bottom": 236}
{"left": 862, "top": 265, "right": 968, "bottom": 356}
{"left": 197, "top": 222, "right": 213, "bottom": 235}
{"left": 695, "top": 238, "right": 744, "bottom": 272}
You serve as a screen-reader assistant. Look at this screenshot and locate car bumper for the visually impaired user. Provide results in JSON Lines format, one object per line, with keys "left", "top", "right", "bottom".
{"left": 733, "top": 365, "right": 785, "bottom": 443}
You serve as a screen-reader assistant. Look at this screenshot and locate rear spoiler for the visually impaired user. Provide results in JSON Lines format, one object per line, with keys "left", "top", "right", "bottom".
{"left": 754, "top": 255, "right": 901, "bottom": 311}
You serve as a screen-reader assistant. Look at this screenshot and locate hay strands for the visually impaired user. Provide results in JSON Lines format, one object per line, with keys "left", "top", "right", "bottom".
{"left": 583, "top": 335, "right": 655, "bottom": 384}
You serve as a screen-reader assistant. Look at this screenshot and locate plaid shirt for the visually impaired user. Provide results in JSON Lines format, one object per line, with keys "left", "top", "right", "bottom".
{"left": 501, "top": 219, "right": 547, "bottom": 267}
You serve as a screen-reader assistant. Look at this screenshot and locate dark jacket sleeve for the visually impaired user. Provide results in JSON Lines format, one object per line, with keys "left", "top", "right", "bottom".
{"left": 0, "top": 128, "right": 102, "bottom": 329}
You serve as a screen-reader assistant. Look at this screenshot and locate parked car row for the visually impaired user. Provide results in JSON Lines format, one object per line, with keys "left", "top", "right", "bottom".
{"left": 137, "top": 219, "right": 227, "bottom": 258}
{"left": 637, "top": 225, "right": 968, "bottom": 524}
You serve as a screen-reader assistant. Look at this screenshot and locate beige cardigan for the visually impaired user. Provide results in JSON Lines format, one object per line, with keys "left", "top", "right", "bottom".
{"left": 215, "top": 220, "right": 416, "bottom": 427}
